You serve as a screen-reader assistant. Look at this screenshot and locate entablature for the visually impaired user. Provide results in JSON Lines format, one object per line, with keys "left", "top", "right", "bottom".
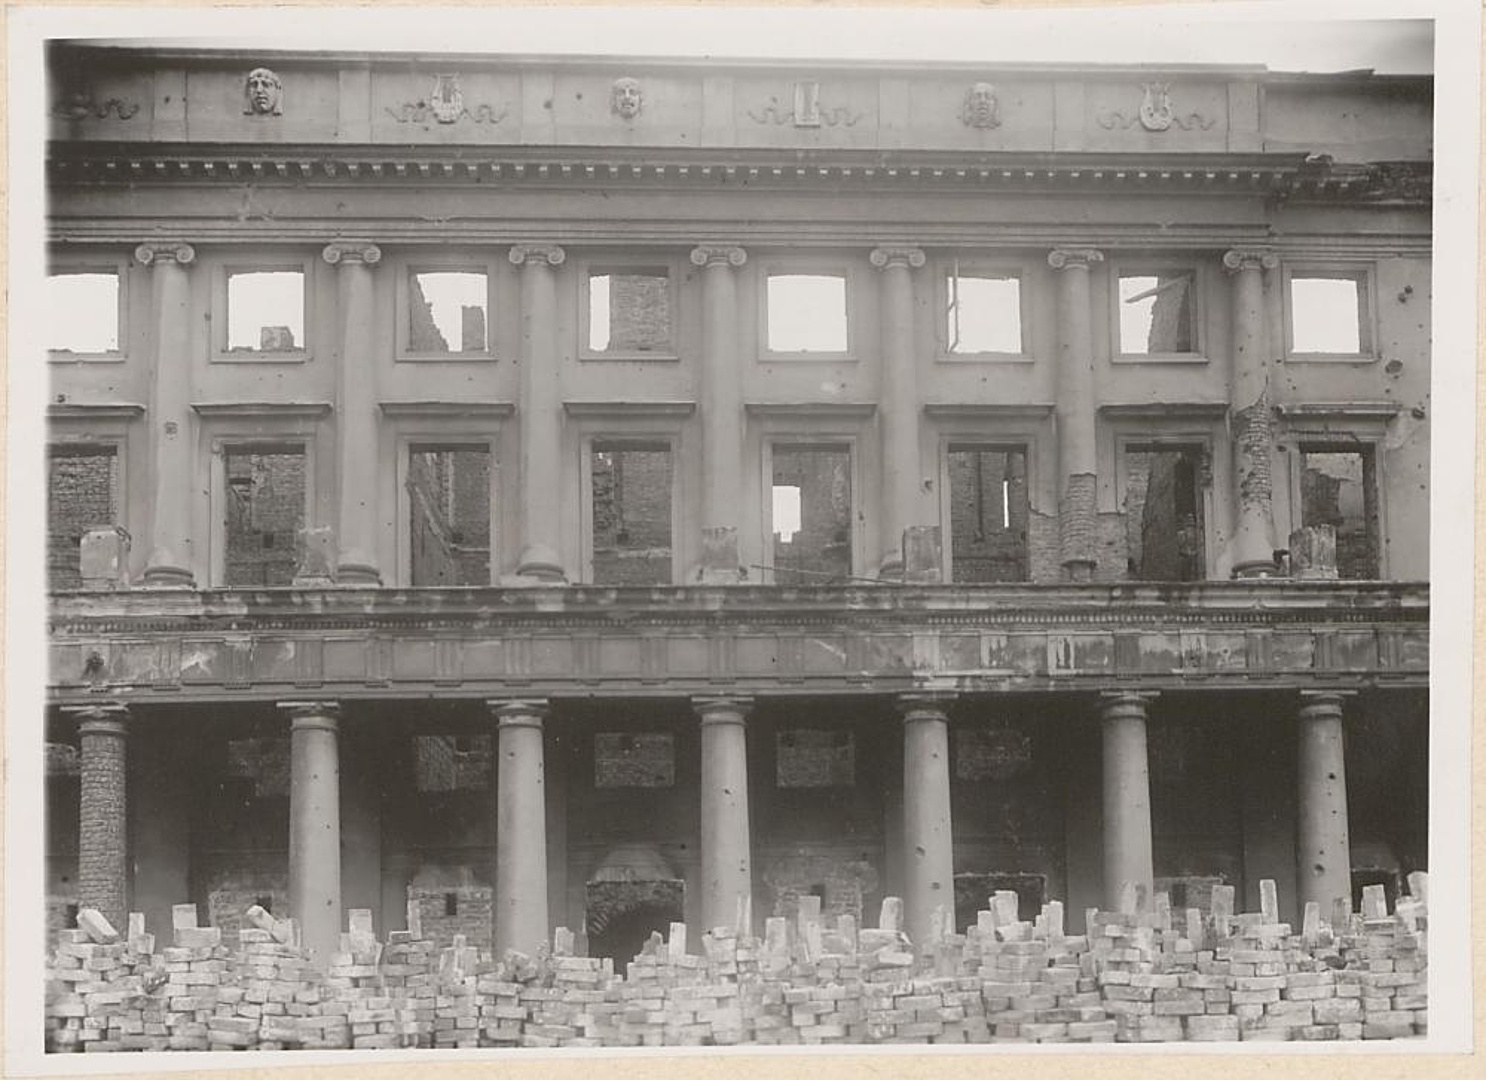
{"left": 47, "top": 582, "right": 1428, "bottom": 703}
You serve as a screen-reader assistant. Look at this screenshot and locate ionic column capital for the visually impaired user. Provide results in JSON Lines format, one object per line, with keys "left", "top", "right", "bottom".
{"left": 278, "top": 700, "right": 342, "bottom": 733}
{"left": 1047, "top": 247, "right": 1104, "bottom": 271}
{"left": 689, "top": 244, "right": 747, "bottom": 269}
{"left": 898, "top": 691, "right": 956, "bottom": 722}
{"left": 64, "top": 702, "right": 130, "bottom": 738}
{"left": 488, "top": 698, "right": 549, "bottom": 730}
{"left": 693, "top": 696, "right": 753, "bottom": 726}
{"left": 321, "top": 240, "right": 382, "bottom": 266}
{"left": 1222, "top": 248, "right": 1279, "bottom": 274}
{"left": 509, "top": 244, "right": 566, "bottom": 268}
{"left": 869, "top": 245, "right": 926, "bottom": 271}
{"left": 133, "top": 242, "right": 195, "bottom": 267}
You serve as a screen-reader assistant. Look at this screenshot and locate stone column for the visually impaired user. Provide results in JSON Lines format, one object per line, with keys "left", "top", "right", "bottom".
{"left": 900, "top": 693, "right": 955, "bottom": 946}
{"left": 508, "top": 245, "right": 567, "bottom": 582}
{"left": 689, "top": 244, "right": 748, "bottom": 582}
{"left": 1223, "top": 248, "right": 1281, "bottom": 578}
{"left": 695, "top": 697, "right": 753, "bottom": 933}
{"left": 281, "top": 701, "right": 342, "bottom": 966}
{"left": 135, "top": 242, "right": 196, "bottom": 587}
{"left": 64, "top": 704, "right": 130, "bottom": 931}
{"left": 1048, "top": 248, "right": 1103, "bottom": 582}
{"left": 1296, "top": 691, "right": 1353, "bottom": 914}
{"left": 1101, "top": 692, "right": 1155, "bottom": 910}
{"left": 870, "top": 245, "right": 929, "bottom": 580}
{"left": 322, "top": 241, "right": 383, "bottom": 584}
{"left": 491, "top": 699, "right": 550, "bottom": 956}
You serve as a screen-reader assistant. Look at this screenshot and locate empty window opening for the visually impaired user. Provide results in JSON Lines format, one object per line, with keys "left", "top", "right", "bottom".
{"left": 776, "top": 728, "right": 856, "bottom": 788}
{"left": 591, "top": 442, "right": 673, "bottom": 585}
{"left": 65, "top": 903, "right": 80, "bottom": 926}
{"left": 1300, "top": 446, "right": 1380, "bottom": 579}
{"left": 409, "top": 445, "right": 492, "bottom": 586}
{"left": 594, "top": 732, "right": 676, "bottom": 788}
{"left": 49, "top": 272, "right": 119, "bottom": 353}
{"left": 767, "top": 273, "right": 848, "bottom": 353}
{"left": 223, "top": 446, "right": 306, "bottom": 587}
{"left": 224, "top": 736, "right": 291, "bottom": 798}
{"left": 589, "top": 270, "right": 671, "bottom": 353}
{"left": 48, "top": 446, "right": 119, "bottom": 590}
{"left": 947, "top": 270, "right": 1022, "bottom": 353}
{"left": 409, "top": 271, "right": 487, "bottom": 352}
{"left": 1124, "top": 445, "right": 1206, "bottom": 581}
{"left": 1119, "top": 271, "right": 1195, "bottom": 354}
{"left": 771, "top": 445, "right": 852, "bottom": 584}
{"left": 227, "top": 269, "right": 304, "bottom": 352}
{"left": 255, "top": 896, "right": 273, "bottom": 913}
{"left": 1290, "top": 275, "right": 1363, "bottom": 354}
{"left": 585, "top": 879, "right": 684, "bottom": 976}
{"left": 444, "top": 892, "right": 459, "bottom": 917}
{"left": 46, "top": 742, "right": 82, "bottom": 776}
{"left": 413, "top": 734, "right": 493, "bottom": 792}
{"left": 947, "top": 446, "right": 1029, "bottom": 583}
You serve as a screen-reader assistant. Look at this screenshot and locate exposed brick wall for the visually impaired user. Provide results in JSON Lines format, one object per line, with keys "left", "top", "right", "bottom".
{"left": 409, "top": 448, "right": 491, "bottom": 586}
{"left": 947, "top": 448, "right": 1029, "bottom": 582}
{"left": 591, "top": 445, "right": 672, "bottom": 585}
{"left": 48, "top": 447, "right": 119, "bottom": 590}
{"left": 409, "top": 883, "right": 494, "bottom": 949}
{"left": 223, "top": 450, "right": 305, "bottom": 587}
{"left": 603, "top": 273, "right": 671, "bottom": 352}
{"left": 760, "top": 848, "right": 879, "bottom": 923}
{"left": 204, "top": 866, "right": 289, "bottom": 950}
{"left": 77, "top": 723, "right": 127, "bottom": 932}
{"left": 772, "top": 447, "right": 852, "bottom": 584}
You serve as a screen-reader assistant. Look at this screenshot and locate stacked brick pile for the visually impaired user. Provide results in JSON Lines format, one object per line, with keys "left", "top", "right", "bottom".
{"left": 45, "top": 875, "right": 1428, "bottom": 1053}
{"left": 45, "top": 910, "right": 171, "bottom": 1052}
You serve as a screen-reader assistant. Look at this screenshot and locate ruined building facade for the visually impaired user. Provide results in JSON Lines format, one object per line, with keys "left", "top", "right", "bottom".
{"left": 44, "top": 46, "right": 1430, "bottom": 968}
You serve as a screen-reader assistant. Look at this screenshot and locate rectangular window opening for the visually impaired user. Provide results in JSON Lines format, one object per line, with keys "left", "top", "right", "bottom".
{"left": 48, "top": 446, "right": 120, "bottom": 590}
{"left": 590, "top": 441, "right": 673, "bottom": 585}
{"left": 48, "top": 271, "right": 119, "bottom": 354}
{"left": 227, "top": 269, "right": 305, "bottom": 353}
{"left": 771, "top": 445, "right": 852, "bottom": 584}
{"left": 1290, "top": 275, "right": 1364, "bottom": 354}
{"left": 409, "top": 444, "right": 492, "bottom": 587}
{"left": 1124, "top": 445, "right": 1206, "bottom": 581}
{"left": 594, "top": 731, "right": 676, "bottom": 788}
{"left": 412, "top": 734, "right": 492, "bottom": 792}
{"left": 224, "top": 446, "right": 306, "bottom": 587}
{"left": 589, "top": 269, "right": 672, "bottom": 354}
{"left": 947, "top": 446, "right": 1029, "bottom": 583}
{"left": 946, "top": 271, "right": 1022, "bottom": 354}
{"left": 767, "top": 273, "right": 848, "bottom": 353}
{"left": 409, "top": 270, "right": 488, "bottom": 353}
{"left": 1119, "top": 270, "right": 1195, "bottom": 354}
{"left": 775, "top": 728, "right": 856, "bottom": 788}
{"left": 1300, "top": 446, "right": 1380, "bottom": 578}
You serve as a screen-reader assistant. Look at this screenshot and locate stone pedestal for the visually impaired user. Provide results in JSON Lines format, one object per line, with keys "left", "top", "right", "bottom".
{"left": 1297, "top": 692, "right": 1353, "bottom": 914}
{"left": 1101, "top": 692, "right": 1155, "bottom": 911}
{"left": 67, "top": 704, "right": 130, "bottom": 932}
{"left": 1048, "top": 248, "right": 1102, "bottom": 583}
{"left": 323, "top": 241, "right": 384, "bottom": 585}
{"left": 900, "top": 694, "right": 955, "bottom": 946}
{"left": 871, "top": 245, "right": 928, "bottom": 580}
{"left": 492, "top": 700, "right": 550, "bottom": 956}
{"left": 691, "top": 245, "right": 748, "bottom": 582}
{"left": 80, "top": 526, "right": 131, "bottom": 589}
{"left": 282, "top": 702, "right": 342, "bottom": 967}
{"left": 1290, "top": 525, "right": 1339, "bottom": 580}
{"left": 1223, "top": 249, "right": 1280, "bottom": 578}
{"left": 135, "top": 242, "right": 196, "bottom": 587}
{"left": 695, "top": 697, "right": 753, "bottom": 934}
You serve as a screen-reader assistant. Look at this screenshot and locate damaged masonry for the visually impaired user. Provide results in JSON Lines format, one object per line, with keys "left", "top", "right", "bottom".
{"left": 42, "top": 40, "right": 1430, "bottom": 1050}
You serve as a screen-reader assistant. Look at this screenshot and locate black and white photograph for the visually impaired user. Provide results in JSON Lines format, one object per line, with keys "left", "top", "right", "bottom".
{"left": 4, "top": 1, "right": 1479, "bottom": 1073}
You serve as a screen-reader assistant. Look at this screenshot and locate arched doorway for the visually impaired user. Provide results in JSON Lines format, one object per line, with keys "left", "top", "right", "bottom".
{"left": 584, "top": 844, "right": 684, "bottom": 975}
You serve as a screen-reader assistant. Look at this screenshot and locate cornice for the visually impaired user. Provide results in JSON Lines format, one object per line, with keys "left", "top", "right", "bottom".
{"left": 48, "top": 403, "right": 146, "bottom": 420}
{"left": 562, "top": 401, "right": 697, "bottom": 419}
{"left": 191, "top": 402, "right": 333, "bottom": 419}
{"left": 379, "top": 401, "right": 516, "bottom": 419}
{"left": 922, "top": 403, "right": 1055, "bottom": 420}
{"left": 1098, "top": 402, "right": 1230, "bottom": 420}
{"left": 1273, "top": 402, "right": 1404, "bottom": 421}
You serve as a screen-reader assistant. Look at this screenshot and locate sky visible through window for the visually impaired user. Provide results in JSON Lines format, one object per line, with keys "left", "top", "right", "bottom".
{"left": 1291, "top": 276, "right": 1363, "bottom": 353}
{"left": 416, "top": 271, "right": 487, "bottom": 351}
{"left": 767, "top": 274, "right": 847, "bottom": 352}
{"left": 47, "top": 273, "right": 118, "bottom": 352}
{"left": 228, "top": 270, "right": 304, "bottom": 350}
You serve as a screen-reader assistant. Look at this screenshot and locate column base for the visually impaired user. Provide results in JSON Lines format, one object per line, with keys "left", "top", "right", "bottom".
{"left": 876, "top": 555, "right": 905, "bottom": 582}
{"left": 1232, "top": 559, "right": 1282, "bottom": 580}
{"left": 334, "top": 563, "right": 383, "bottom": 587}
{"left": 513, "top": 543, "right": 567, "bottom": 584}
{"left": 139, "top": 564, "right": 194, "bottom": 589}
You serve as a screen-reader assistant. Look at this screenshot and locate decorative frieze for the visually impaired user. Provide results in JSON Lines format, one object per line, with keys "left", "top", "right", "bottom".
{"left": 960, "top": 82, "right": 1001, "bottom": 129}
{"left": 1097, "top": 83, "right": 1216, "bottom": 132}
{"left": 748, "top": 81, "right": 862, "bottom": 128}
{"left": 385, "top": 75, "right": 507, "bottom": 125}
{"left": 610, "top": 77, "right": 643, "bottom": 120}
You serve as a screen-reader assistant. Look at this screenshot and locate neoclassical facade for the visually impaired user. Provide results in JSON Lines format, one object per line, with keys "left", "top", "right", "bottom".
{"left": 44, "top": 45, "right": 1430, "bottom": 969}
